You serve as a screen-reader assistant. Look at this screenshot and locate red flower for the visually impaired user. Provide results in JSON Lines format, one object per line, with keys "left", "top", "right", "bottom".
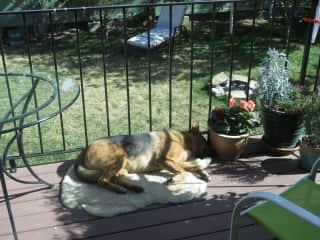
{"left": 229, "top": 97, "right": 236, "bottom": 107}
{"left": 216, "top": 107, "right": 225, "bottom": 119}
{"left": 293, "top": 107, "right": 300, "bottom": 113}
{"left": 247, "top": 100, "right": 256, "bottom": 112}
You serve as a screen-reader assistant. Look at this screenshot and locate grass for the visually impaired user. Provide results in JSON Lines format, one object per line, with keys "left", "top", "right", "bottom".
{"left": 0, "top": 15, "right": 319, "bottom": 165}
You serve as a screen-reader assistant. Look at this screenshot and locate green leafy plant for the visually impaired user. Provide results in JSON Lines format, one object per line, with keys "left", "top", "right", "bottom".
{"left": 258, "top": 48, "right": 313, "bottom": 113}
{"left": 274, "top": 85, "right": 313, "bottom": 113}
{"left": 208, "top": 97, "right": 260, "bottom": 135}
{"left": 304, "top": 94, "right": 320, "bottom": 148}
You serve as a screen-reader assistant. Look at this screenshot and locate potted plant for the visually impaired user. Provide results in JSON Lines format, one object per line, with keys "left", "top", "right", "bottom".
{"left": 208, "top": 97, "right": 260, "bottom": 161}
{"left": 300, "top": 94, "right": 320, "bottom": 170}
{"left": 257, "top": 48, "right": 313, "bottom": 153}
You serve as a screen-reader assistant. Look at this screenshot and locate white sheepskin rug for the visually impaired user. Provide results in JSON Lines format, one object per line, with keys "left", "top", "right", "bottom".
{"left": 60, "top": 158, "right": 211, "bottom": 217}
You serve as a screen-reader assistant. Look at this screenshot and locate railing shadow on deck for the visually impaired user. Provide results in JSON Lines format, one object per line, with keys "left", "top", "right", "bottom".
{"left": 52, "top": 160, "right": 248, "bottom": 240}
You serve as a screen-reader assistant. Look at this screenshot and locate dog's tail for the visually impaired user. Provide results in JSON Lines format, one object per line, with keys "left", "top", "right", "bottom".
{"left": 74, "top": 149, "right": 102, "bottom": 183}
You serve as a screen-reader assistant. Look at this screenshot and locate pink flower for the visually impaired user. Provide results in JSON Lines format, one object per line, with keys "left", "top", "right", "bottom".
{"left": 229, "top": 97, "right": 236, "bottom": 107}
{"left": 240, "top": 100, "right": 249, "bottom": 110}
{"left": 247, "top": 100, "right": 256, "bottom": 112}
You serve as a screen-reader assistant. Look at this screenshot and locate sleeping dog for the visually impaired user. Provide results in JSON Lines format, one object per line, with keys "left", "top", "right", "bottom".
{"left": 74, "top": 122, "right": 211, "bottom": 194}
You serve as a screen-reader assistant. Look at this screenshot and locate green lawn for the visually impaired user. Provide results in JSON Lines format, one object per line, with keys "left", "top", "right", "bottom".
{"left": 1, "top": 16, "right": 319, "bottom": 165}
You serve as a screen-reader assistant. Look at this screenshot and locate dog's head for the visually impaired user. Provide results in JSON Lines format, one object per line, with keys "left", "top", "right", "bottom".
{"left": 184, "top": 121, "right": 209, "bottom": 158}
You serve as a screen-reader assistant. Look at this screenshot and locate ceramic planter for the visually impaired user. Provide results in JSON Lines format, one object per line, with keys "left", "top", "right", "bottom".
{"left": 262, "top": 106, "right": 304, "bottom": 149}
{"left": 209, "top": 129, "right": 249, "bottom": 161}
{"left": 300, "top": 143, "right": 320, "bottom": 170}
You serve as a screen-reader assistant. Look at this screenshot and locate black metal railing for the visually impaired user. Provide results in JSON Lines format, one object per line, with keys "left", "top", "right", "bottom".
{"left": 0, "top": 0, "right": 319, "bottom": 164}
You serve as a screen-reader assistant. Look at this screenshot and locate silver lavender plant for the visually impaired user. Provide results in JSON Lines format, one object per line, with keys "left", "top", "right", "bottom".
{"left": 258, "top": 48, "right": 291, "bottom": 109}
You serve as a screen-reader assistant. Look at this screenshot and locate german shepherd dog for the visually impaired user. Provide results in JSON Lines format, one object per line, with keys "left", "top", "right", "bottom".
{"left": 74, "top": 122, "right": 211, "bottom": 194}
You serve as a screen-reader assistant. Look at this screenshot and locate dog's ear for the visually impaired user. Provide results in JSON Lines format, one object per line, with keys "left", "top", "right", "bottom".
{"left": 191, "top": 120, "right": 200, "bottom": 134}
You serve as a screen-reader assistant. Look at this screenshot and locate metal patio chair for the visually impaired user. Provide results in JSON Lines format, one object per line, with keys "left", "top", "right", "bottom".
{"left": 229, "top": 157, "right": 320, "bottom": 240}
{"left": 127, "top": 5, "right": 186, "bottom": 49}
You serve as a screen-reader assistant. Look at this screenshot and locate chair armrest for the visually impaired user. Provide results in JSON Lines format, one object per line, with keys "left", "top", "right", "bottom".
{"left": 309, "top": 157, "right": 320, "bottom": 181}
{"left": 230, "top": 186, "right": 320, "bottom": 240}
{"left": 240, "top": 192, "right": 320, "bottom": 227}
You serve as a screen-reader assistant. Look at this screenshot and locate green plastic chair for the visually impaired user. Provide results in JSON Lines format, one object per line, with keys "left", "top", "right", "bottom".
{"left": 230, "top": 157, "right": 320, "bottom": 240}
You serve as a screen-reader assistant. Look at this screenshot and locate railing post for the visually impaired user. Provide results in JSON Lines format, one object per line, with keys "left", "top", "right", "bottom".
{"left": 228, "top": 2, "right": 237, "bottom": 100}
{"left": 300, "top": 0, "right": 317, "bottom": 85}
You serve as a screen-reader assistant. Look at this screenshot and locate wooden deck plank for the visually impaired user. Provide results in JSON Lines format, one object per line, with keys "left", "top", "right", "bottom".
{"left": 0, "top": 191, "right": 253, "bottom": 235}
{"left": 88, "top": 225, "right": 274, "bottom": 240}
{"left": 173, "top": 224, "right": 274, "bottom": 240}
{"left": 0, "top": 212, "right": 254, "bottom": 240}
{"left": 0, "top": 152, "right": 308, "bottom": 240}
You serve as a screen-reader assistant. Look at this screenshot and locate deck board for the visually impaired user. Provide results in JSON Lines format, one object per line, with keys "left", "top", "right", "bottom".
{"left": 0, "top": 152, "right": 308, "bottom": 240}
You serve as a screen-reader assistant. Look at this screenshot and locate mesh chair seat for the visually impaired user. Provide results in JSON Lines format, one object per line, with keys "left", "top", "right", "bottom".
{"left": 248, "top": 178, "right": 320, "bottom": 240}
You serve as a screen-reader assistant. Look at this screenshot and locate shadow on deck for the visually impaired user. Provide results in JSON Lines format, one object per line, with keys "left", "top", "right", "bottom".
{"left": 0, "top": 139, "right": 308, "bottom": 240}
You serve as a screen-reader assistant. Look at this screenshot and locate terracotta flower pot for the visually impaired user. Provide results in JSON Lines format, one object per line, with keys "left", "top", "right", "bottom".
{"left": 300, "top": 143, "right": 320, "bottom": 170}
{"left": 209, "top": 129, "right": 249, "bottom": 161}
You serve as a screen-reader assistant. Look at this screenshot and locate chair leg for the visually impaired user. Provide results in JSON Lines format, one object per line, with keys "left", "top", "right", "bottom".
{"left": 182, "top": 25, "right": 189, "bottom": 41}
{"left": 229, "top": 202, "right": 242, "bottom": 240}
{"left": 229, "top": 196, "right": 255, "bottom": 240}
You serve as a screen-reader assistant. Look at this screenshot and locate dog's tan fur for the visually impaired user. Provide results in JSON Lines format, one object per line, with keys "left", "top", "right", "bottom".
{"left": 74, "top": 122, "right": 210, "bottom": 193}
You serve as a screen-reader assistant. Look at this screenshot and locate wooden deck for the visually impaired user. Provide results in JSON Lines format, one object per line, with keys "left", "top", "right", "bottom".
{"left": 0, "top": 143, "right": 309, "bottom": 240}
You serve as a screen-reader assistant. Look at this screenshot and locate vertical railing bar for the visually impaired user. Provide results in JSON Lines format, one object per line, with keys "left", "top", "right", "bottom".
{"left": 268, "top": 0, "right": 276, "bottom": 48}
{"left": 285, "top": 0, "right": 297, "bottom": 69}
{"left": 99, "top": 9, "right": 111, "bottom": 136}
{"left": 228, "top": 2, "right": 236, "bottom": 101}
{"left": 169, "top": 4, "right": 173, "bottom": 128}
{"left": 0, "top": 33, "right": 16, "bottom": 126}
{"left": 188, "top": 3, "right": 195, "bottom": 131}
{"left": 314, "top": 55, "right": 320, "bottom": 92}
{"left": 147, "top": 6, "right": 152, "bottom": 132}
{"left": 49, "top": 12, "right": 66, "bottom": 150}
{"left": 246, "top": 0, "right": 258, "bottom": 101}
{"left": 0, "top": 30, "right": 19, "bottom": 167}
{"left": 208, "top": 3, "right": 217, "bottom": 118}
{"left": 23, "top": 12, "right": 44, "bottom": 153}
{"left": 123, "top": 7, "right": 131, "bottom": 135}
{"left": 299, "top": 0, "right": 317, "bottom": 85}
{"left": 74, "top": 10, "right": 89, "bottom": 146}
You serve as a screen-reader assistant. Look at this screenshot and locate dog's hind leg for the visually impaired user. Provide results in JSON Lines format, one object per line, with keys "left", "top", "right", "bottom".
{"left": 96, "top": 158, "right": 130, "bottom": 194}
{"left": 112, "top": 177, "right": 144, "bottom": 193}
{"left": 97, "top": 175, "right": 128, "bottom": 194}
{"left": 111, "top": 169, "right": 144, "bottom": 193}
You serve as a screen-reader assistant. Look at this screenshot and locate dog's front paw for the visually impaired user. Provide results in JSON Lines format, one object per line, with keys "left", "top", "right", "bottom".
{"left": 199, "top": 171, "right": 211, "bottom": 182}
{"left": 165, "top": 177, "right": 174, "bottom": 185}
